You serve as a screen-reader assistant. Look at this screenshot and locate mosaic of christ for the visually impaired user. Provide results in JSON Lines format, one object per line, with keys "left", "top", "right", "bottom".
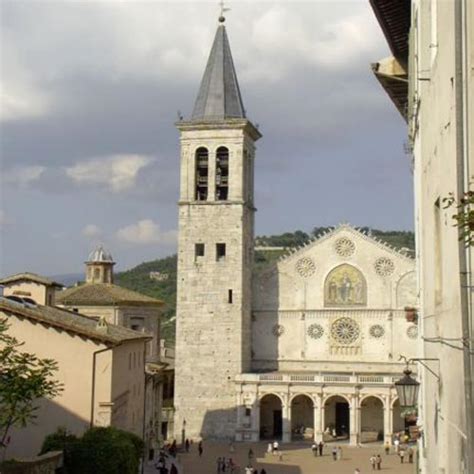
{"left": 324, "top": 264, "right": 367, "bottom": 306}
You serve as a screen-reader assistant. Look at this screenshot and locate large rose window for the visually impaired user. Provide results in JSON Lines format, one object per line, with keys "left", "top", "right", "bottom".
{"left": 331, "top": 317, "right": 360, "bottom": 345}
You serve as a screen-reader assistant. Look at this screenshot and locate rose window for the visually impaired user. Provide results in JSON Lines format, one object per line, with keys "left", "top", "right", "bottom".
{"left": 374, "top": 257, "right": 395, "bottom": 277}
{"left": 334, "top": 238, "right": 355, "bottom": 257}
{"left": 296, "top": 257, "right": 316, "bottom": 278}
{"left": 272, "top": 324, "right": 285, "bottom": 337}
{"left": 407, "top": 325, "right": 418, "bottom": 339}
{"left": 369, "top": 324, "right": 385, "bottom": 338}
{"left": 331, "top": 317, "right": 360, "bottom": 345}
{"left": 307, "top": 323, "right": 324, "bottom": 340}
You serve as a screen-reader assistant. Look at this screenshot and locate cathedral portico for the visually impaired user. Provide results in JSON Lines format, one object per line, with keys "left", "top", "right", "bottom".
{"left": 235, "top": 372, "right": 408, "bottom": 445}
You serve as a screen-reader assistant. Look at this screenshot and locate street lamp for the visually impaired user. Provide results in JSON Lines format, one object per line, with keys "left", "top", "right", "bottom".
{"left": 394, "top": 367, "right": 420, "bottom": 408}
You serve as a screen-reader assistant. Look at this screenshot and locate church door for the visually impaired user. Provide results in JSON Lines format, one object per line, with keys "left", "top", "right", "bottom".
{"left": 335, "top": 402, "right": 350, "bottom": 437}
{"left": 273, "top": 410, "right": 283, "bottom": 437}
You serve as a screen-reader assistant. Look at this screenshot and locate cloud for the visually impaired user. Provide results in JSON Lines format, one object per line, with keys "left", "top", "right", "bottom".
{"left": 2, "top": 165, "right": 45, "bottom": 187}
{"left": 65, "top": 154, "right": 154, "bottom": 192}
{"left": 82, "top": 224, "right": 102, "bottom": 238}
{"left": 116, "top": 219, "right": 177, "bottom": 245}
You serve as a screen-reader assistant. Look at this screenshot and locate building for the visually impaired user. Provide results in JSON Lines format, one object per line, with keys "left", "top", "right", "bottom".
{"left": 370, "top": 0, "right": 474, "bottom": 472}
{"left": 0, "top": 296, "right": 150, "bottom": 459}
{"left": 0, "top": 272, "right": 63, "bottom": 306}
{"left": 173, "top": 16, "right": 418, "bottom": 445}
{"left": 56, "top": 246, "right": 168, "bottom": 455}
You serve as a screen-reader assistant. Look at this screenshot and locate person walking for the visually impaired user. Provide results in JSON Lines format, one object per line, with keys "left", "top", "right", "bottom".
{"left": 370, "top": 454, "right": 377, "bottom": 470}
{"left": 272, "top": 440, "right": 279, "bottom": 455}
{"left": 198, "top": 440, "right": 203, "bottom": 457}
{"left": 311, "top": 443, "right": 317, "bottom": 457}
{"left": 332, "top": 446, "right": 338, "bottom": 461}
{"left": 408, "top": 447, "right": 414, "bottom": 463}
{"left": 399, "top": 447, "right": 405, "bottom": 463}
{"left": 185, "top": 438, "right": 190, "bottom": 453}
{"left": 394, "top": 437, "right": 400, "bottom": 454}
{"left": 318, "top": 441, "right": 324, "bottom": 456}
{"left": 248, "top": 448, "right": 254, "bottom": 466}
{"left": 337, "top": 446, "right": 342, "bottom": 460}
{"left": 384, "top": 441, "right": 390, "bottom": 455}
{"left": 376, "top": 454, "right": 382, "bottom": 470}
{"left": 267, "top": 442, "right": 272, "bottom": 455}
{"left": 217, "top": 457, "right": 223, "bottom": 473}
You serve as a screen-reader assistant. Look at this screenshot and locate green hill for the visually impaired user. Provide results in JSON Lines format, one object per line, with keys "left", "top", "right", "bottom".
{"left": 115, "top": 227, "right": 415, "bottom": 342}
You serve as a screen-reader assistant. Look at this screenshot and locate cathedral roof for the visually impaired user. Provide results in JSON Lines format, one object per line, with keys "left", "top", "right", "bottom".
{"left": 56, "top": 283, "right": 164, "bottom": 307}
{"left": 191, "top": 21, "right": 246, "bottom": 122}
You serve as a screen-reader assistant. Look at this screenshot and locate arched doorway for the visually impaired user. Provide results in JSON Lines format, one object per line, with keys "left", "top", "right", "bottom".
{"left": 260, "top": 394, "right": 283, "bottom": 439}
{"left": 360, "top": 396, "right": 384, "bottom": 443}
{"left": 392, "top": 398, "right": 417, "bottom": 439}
{"left": 291, "top": 395, "right": 314, "bottom": 441}
{"left": 324, "top": 395, "right": 350, "bottom": 440}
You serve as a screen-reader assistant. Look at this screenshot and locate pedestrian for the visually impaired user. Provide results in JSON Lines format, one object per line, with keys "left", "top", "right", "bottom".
{"left": 318, "top": 441, "right": 324, "bottom": 456}
{"left": 217, "top": 457, "right": 223, "bottom": 473}
{"left": 311, "top": 442, "right": 317, "bottom": 457}
{"left": 370, "top": 454, "right": 377, "bottom": 470}
{"left": 272, "top": 440, "right": 279, "bottom": 455}
{"left": 408, "top": 447, "right": 414, "bottom": 463}
{"left": 332, "top": 446, "right": 337, "bottom": 461}
{"left": 248, "top": 448, "right": 254, "bottom": 464}
{"left": 170, "top": 464, "right": 178, "bottom": 474}
{"left": 394, "top": 437, "right": 400, "bottom": 454}
{"left": 376, "top": 454, "right": 382, "bottom": 470}
{"left": 244, "top": 465, "right": 253, "bottom": 474}
{"left": 384, "top": 441, "right": 390, "bottom": 455}
{"left": 278, "top": 450, "right": 284, "bottom": 461}
{"left": 337, "top": 446, "right": 342, "bottom": 460}
{"left": 399, "top": 448, "right": 405, "bottom": 463}
{"left": 198, "top": 440, "right": 203, "bottom": 457}
{"left": 267, "top": 442, "right": 272, "bottom": 454}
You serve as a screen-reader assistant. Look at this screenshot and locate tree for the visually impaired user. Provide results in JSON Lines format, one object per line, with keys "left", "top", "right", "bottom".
{"left": 0, "top": 318, "right": 62, "bottom": 452}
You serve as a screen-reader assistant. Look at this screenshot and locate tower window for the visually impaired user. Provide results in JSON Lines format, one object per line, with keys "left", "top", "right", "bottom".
{"left": 195, "top": 147, "right": 209, "bottom": 201}
{"left": 216, "top": 243, "right": 226, "bottom": 261}
{"left": 195, "top": 243, "right": 205, "bottom": 260}
{"left": 216, "top": 146, "right": 229, "bottom": 201}
{"left": 228, "top": 289, "right": 233, "bottom": 304}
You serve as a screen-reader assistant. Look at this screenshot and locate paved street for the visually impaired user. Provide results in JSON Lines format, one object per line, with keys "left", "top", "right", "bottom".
{"left": 145, "top": 441, "right": 417, "bottom": 474}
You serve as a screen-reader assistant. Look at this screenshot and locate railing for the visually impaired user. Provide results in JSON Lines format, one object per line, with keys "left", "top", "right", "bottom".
{"left": 237, "top": 372, "right": 405, "bottom": 385}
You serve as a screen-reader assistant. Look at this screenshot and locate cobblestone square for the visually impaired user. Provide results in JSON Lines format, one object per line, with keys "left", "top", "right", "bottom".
{"left": 171, "top": 442, "right": 416, "bottom": 474}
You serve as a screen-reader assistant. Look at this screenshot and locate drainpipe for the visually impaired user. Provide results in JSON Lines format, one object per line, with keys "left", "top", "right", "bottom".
{"left": 90, "top": 345, "right": 114, "bottom": 428}
{"left": 455, "top": 0, "right": 474, "bottom": 472}
{"left": 141, "top": 344, "right": 148, "bottom": 474}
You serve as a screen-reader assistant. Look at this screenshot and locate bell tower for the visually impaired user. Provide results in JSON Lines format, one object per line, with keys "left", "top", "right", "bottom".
{"left": 174, "top": 16, "right": 261, "bottom": 439}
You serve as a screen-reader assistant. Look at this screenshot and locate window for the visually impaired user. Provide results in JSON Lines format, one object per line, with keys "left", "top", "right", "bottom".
{"left": 195, "top": 243, "right": 205, "bottom": 260}
{"left": 245, "top": 408, "right": 251, "bottom": 417}
{"left": 216, "top": 146, "right": 229, "bottom": 201}
{"left": 195, "top": 147, "right": 209, "bottom": 201}
{"left": 94, "top": 268, "right": 100, "bottom": 280}
{"left": 216, "top": 243, "right": 226, "bottom": 261}
{"left": 228, "top": 289, "right": 233, "bottom": 304}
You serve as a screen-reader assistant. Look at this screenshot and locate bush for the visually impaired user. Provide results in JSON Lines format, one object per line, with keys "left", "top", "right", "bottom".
{"left": 41, "top": 426, "right": 144, "bottom": 474}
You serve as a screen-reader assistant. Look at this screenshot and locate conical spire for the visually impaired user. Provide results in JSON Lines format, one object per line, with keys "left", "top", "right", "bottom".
{"left": 191, "top": 21, "right": 246, "bottom": 122}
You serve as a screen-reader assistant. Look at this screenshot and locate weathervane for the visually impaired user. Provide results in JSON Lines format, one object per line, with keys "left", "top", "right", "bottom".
{"left": 219, "top": 0, "right": 230, "bottom": 22}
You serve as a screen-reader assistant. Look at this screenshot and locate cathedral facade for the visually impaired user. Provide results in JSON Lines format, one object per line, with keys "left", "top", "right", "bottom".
{"left": 173, "top": 18, "right": 417, "bottom": 445}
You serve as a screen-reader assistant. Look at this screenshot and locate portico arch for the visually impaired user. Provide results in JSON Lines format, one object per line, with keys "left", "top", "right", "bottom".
{"left": 291, "top": 394, "right": 314, "bottom": 441}
{"left": 323, "top": 395, "right": 350, "bottom": 441}
{"left": 260, "top": 394, "right": 283, "bottom": 440}
{"left": 360, "top": 396, "right": 384, "bottom": 443}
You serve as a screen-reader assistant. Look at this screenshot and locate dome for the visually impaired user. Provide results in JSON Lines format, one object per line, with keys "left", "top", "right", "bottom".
{"left": 87, "top": 245, "right": 114, "bottom": 263}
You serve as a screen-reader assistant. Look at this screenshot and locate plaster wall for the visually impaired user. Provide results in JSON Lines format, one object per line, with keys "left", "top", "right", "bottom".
{"left": 3, "top": 282, "right": 55, "bottom": 306}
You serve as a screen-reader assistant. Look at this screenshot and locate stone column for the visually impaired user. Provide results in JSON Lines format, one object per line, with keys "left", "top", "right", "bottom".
{"left": 252, "top": 400, "right": 260, "bottom": 442}
{"left": 383, "top": 403, "right": 392, "bottom": 444}
{"left": 313, "top": 402, "right": 322, "bottom": 442}
{"left": 282, "top": 404, "right": 291, "bottom": 443}
{"left": 349, "top": 395, "right": 360, "bottom": 446}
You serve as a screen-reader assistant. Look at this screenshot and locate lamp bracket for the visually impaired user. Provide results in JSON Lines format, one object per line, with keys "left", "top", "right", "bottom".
{"left": 399, "top": 356, "right": 440, "bottom": 380}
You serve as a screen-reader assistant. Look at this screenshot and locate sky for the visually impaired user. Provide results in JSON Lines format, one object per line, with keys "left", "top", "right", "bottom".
{"left": 0, "top": 0, "right": 412, "bottom": 277}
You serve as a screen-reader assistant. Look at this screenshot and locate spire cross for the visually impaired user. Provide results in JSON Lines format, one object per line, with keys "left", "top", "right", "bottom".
{"left": 219, "top": 0, "right": 230, "bottom": 21}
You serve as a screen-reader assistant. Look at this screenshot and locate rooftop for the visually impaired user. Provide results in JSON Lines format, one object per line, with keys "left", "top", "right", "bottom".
{"left": 191, "top": 21, "right": 245, "bottom": 122}
{"left": 0, "top": 297, "right": 151, "bottom": 345}
{"left": 56, "top": 283, "right": 164, "bottom": 307}
{"left": 0, "top": 272, "right": 63, "bottom": 288}
{"left": 87, "top": 245, "right": 114, "bottom": 264}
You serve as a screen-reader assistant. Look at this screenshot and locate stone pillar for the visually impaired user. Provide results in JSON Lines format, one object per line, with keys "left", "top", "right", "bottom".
{"left": 252, "top": 400, "right": 260, "bottom": 442}
{"left": 349, "top": 395, "right": 360, "bottom": 446}
{"left": 383, "top": 403, "right": 392, "bottom": 444}
{"left": 313, "top": 402, "right": 323, "bottom": 442}
{"left": 282, "top": 404, "right": 291, "bottom": 443}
